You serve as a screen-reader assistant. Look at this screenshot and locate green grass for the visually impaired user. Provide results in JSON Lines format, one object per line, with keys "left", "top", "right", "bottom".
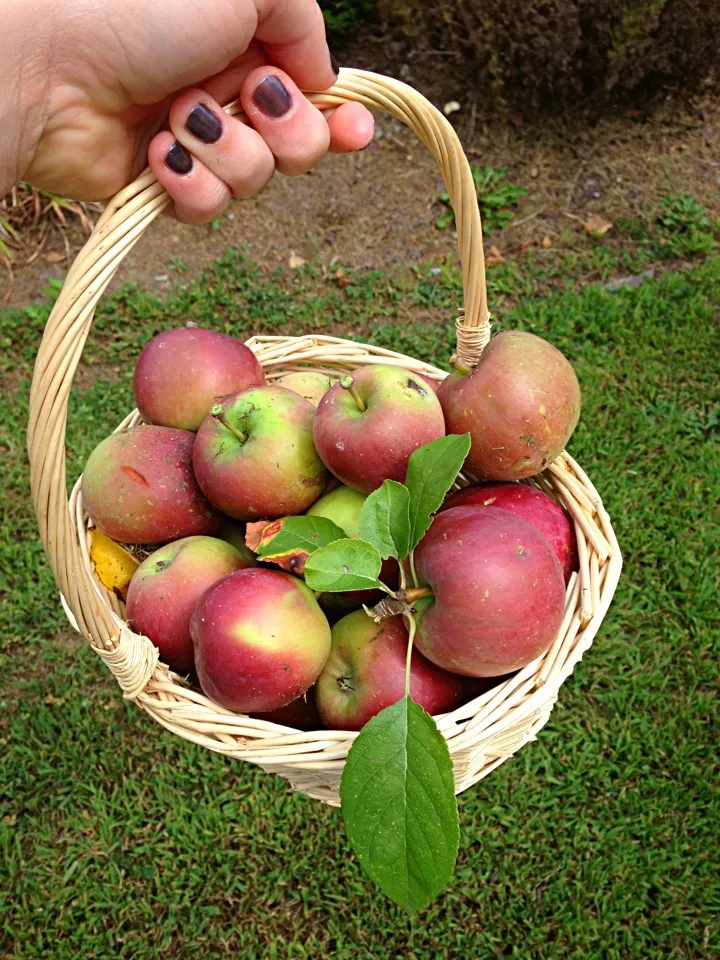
{"left": 1, "top": 243, "right": 719, "bottom": 957}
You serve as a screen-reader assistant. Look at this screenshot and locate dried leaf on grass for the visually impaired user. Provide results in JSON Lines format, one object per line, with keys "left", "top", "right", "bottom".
{"left": 584, "top": 214, "right": 613, "bottom": 237}
{"left": 486, "top": 246, "right": 506, "bottom": 266}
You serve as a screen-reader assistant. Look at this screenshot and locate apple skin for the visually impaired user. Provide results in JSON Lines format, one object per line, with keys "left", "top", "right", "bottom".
{"left": 312, "top": 365, "right": 446, "bottom": 493}
{"left": 125, "top": 536, "right": 252, "bottom": 674}
{"left": 413, "top": 506, "right": 566, "bottom": 677}
{"left": 82, "top": 425, "right": 222, "bottom": 544}
{"left": 306, "top": 485, "right": 398, "bottom": 621}
{"left": 276, "top": 371, "right": 333, "bottom": 406}
{"left": 416, "top": 372, "right": 440, "bottom": 393}
{"left": 133, "top": 327, "right": 264, "bottom": 431}
{"left": 306, "top": 485, "right": 367, "bottom": 537}
{"left": 441, "top": 330, "right": 581, "bottom": 480}
{"left": 192, "top": 385, "right": 329, "bottom": 521}
{"left": 436, "top": 370, "right": 464, "bottom": 410}
{"left": 191, "top": 568, "right": 331, "bottom": 713}
{"left": 252, "top": 688, "right": 323, "bottom": 730}
{"left": 315, "top": 610, "right": 464, "bottom": 730}
{"left": 442, "top": 482, "right": 578, "bottom": 583}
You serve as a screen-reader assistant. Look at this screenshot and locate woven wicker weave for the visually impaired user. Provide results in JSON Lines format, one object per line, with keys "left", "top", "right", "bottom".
{"left": 28, "top": 70, "right": 622, "bottom": 806}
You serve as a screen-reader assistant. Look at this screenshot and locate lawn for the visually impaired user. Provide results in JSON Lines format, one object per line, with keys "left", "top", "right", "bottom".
{"left": 1, "top": 235, "right": 718, "bottom": 957}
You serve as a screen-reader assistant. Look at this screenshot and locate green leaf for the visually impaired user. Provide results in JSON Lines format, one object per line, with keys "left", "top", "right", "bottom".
{"left": 304, "top": 539, "right": 385, "bottom": 593}
{"left": 358, "top": 480, "right": 411, "bottom": 560}
{"left": 405, "top": 433, "right": 471, "bottom": 549}
{"left": 340, "top": 696, "right": 459, "bottom": 913}
{"left": 254, "top": 516, "right": 345, "bottom": 558}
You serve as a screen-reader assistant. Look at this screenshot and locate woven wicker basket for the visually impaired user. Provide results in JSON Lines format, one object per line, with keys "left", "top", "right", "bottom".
{"left": 28, "top": 70, "right": 622, "bottom": 806}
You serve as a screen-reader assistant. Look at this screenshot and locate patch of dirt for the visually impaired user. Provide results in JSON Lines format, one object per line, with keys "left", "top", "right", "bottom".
{"left": 3, "top": 68, "right": 720, "bottom": 309}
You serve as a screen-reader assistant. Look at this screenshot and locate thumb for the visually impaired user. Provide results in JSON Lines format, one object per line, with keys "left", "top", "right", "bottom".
{"left": 254, "top": 0, "right": 337, "bottom": 90}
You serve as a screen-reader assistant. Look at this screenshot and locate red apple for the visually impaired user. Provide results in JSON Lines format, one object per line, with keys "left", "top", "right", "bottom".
{"left": 252, "top": 688, "right": 323, "bottom": 730}
{"left": 315, "top": 610, "right": 464, "bottom": 730}
{"left": 412, "top": 506, "right": 566, "bottom": 676}
{"left": 436, "top": 369, "right": 464, "bottom": 410}
{"left": 81, "top": 425, "right": 221, "bottom": 544}
{"left": 125, "top": 536, "right": 252, "bottom": 674}
{"left": 441, "top": 330, "right": 581, "bottom": 480}
{"left": 192, "top": 385, "right": 329, "bottom": 520}
{"left": 442, "top": 482, "right": 577, "bottom": 582}
{"left": 133, "top": 327, "right": 264, "bottom": 431}
{"left": 191, "top": 568, "right": 331, "bottom": 713}
{"left": 312, "top": 365, "right": 445, "bottom": 493}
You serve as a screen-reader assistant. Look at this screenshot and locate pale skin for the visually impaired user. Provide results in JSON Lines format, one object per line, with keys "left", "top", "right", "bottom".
{"left": 1, "top": 0, "right": 374, "bottom": 223}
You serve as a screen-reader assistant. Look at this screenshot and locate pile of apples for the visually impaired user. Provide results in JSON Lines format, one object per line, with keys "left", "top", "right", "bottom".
{"left": 82, "top": 325, "right": 581, "bottom": 731}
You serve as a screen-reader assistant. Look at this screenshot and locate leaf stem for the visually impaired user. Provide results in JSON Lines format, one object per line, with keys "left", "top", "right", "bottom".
{"left": 404, "top": 614, "right": 416, "bottom": 698}
{"left": 340, "top": 375, "right": 366, "bottom": 412}
{"left": 409, "top": 550, "right": 419, "bottom": 588}
{"left": 211, "top": 404, "right": 248, "bottom": 443}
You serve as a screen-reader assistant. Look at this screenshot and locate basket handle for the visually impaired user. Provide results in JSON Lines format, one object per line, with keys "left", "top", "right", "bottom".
{"left": 27, "top": 68, "right": 489, "bottom": 644}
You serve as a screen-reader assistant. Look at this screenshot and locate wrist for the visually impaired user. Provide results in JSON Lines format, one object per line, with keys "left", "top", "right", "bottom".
{"left": 0, "top": 1, "right": 53, "bottom": 198}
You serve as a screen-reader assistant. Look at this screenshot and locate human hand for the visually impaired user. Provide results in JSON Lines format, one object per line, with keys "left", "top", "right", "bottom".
{"left": 3, "top": 0, "right": 374, "bottom": 223}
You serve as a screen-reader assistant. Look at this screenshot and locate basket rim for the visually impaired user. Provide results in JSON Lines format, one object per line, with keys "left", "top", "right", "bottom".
{"left": 61, "top": 335, "right": 623, "bottom": 806}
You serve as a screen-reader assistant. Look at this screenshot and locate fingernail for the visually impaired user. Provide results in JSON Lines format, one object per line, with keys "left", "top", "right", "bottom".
{"left": 165, "top": 142, "right": 193, "bottom": 175}
{"left": 330, "top": 53, "right": 340, "bottom": 77}
{"left": 186, "top": 103, "right": 223, "bottom": 144}
{"left": 252, "top": 75, "right": 292, "bottom": 118}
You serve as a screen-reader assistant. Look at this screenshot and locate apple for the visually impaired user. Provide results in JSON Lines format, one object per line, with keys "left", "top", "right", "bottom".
{"left": 315, "top": 610, "right": 464, "bottom": 730}
{"left": 412, "top": 506, "right": 566, "bottom": 676}
{"left": 125, "top": 536, "right": 252, "bottom": 674}
{"left": 416, "top": 372, "right": 440, "bottom": 393}
{"left": 312, "top": 364, "right": 445, "bottom": 493}
{"left": 442, "top": 482, "right": 577, "bottom": 582}
{"left": 192, "top": 385, "right": 329, "bottom": 520}
{"left": 133, "top": 327, "right": 264, "bottom": 431}
{"left": 275, "top": 371, "right": 333, "bottom": 406}
{"left": 306, "top": 484, "right": 399, "bottom": 621}
{"left": 306, "top": 484, "right": 366, "bottom": 537}
{"left": 191, "top": 568, "right": 331, "bottom": 713}
{"left": 252, "top": 688, "right": 323, "bottom": 730}
{"left": 436, "top": 369, "right": 464, "bottom": 409}
{"left": 81, "top": 425, "right": 221, "bottom": 544}
{"left": 441, "top": 330, "right": 581, "bottom": 480}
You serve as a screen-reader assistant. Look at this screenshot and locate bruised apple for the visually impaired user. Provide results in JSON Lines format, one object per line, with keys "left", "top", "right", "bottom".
{"left": 191, "top": 568, "right": 331, "bottom": 713}
{"left": 315, "top": 611, "right": 463, "bottom": 730}
{"left": 441, "top": 331, "right": 581, "bottom": 480}
{"left": 82, "top": 426, "right": 221, "bottom": 544}
{"left": 412, "top": 506, "right": 566, "bottom": 676}
{"left": 442, "top": 482, "right": 577, "bottom": 582}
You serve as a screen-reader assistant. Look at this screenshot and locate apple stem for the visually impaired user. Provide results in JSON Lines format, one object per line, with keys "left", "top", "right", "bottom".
{"left": 340, "top": 375, "right": 366, "bottom": 412}
{"left": 402, "top": 586, "right": 434, "bottom": 603}
{"left": 211, "top": 404, "right": 248, "bottom": 444}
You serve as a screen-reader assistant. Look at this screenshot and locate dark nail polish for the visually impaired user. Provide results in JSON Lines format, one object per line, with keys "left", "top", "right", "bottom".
{"left": 330, "top": 52, "right": 340, "bottom": 77}
{"left": 253, "top": 75, "right": 292, "bottom": 118}
{"left": 186, "top": 103, "right": 223, "bottom": 144}
{"left": 165, "top": 142, "right": 193, "bottom": 175}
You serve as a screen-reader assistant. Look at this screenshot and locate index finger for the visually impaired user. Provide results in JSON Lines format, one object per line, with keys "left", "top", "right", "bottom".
{"left": 254, "top": 0, "right": 337, "bottom": 90}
